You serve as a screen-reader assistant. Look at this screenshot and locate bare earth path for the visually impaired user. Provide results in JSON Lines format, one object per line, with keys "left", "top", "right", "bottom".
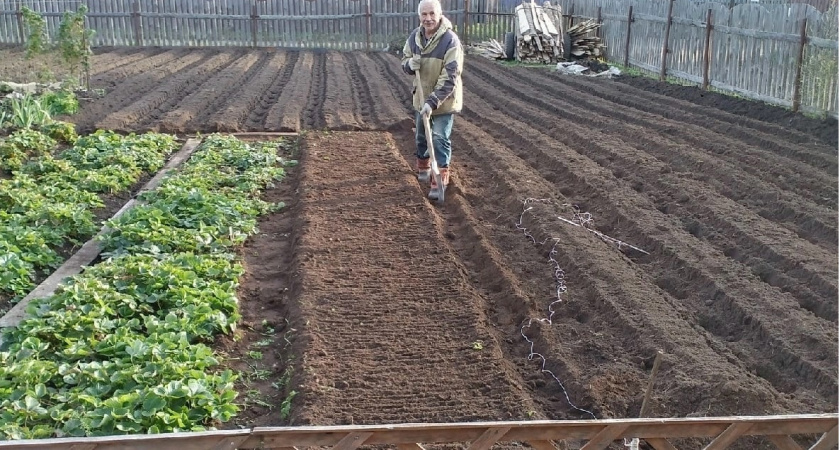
{"left": 4, "top": 47, "right": 834, "bottom": 448}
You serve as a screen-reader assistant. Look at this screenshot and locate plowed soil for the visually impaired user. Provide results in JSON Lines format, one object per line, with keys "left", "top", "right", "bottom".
{"left": 8, "top": 47, "right": 837, "bottom": 448}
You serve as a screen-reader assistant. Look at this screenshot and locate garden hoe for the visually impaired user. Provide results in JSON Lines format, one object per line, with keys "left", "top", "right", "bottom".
{"left": 416, "top": 77, "right": 445, "bottom": 205}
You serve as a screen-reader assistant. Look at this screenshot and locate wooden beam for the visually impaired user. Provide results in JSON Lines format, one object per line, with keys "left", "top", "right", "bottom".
{"left": 333, "top": 432, "right": 373, "bottom": 450}
{"left": 809, "top": 423, "right": 838, "bottom": 450}
{"left": 210, "top": 436, "right": 249, "bottom": 450}
{"left": 645, "top": 438, "right": 678, "bottom": 450}
{"left": 639, "top": 351, "right": 664, "bottom": 417}
{"left": 580, "top": 424, "right": 630, "bottom": 450}
{"left": 702, "top": 8, "right": 713, "bottom": 90}
{"left": 623, "top": 5, "right": 632, "bottom": 67}
{"left": 703, "top": 423, "right": 753, "bottom": 450}
{"left": 792, "top": 18, "right": 808, "bottom": 112}
{"left": 467, "top": 427, "right": 511, "bottom": 450}
{"left": 659, "top": 0, "right": 675, "bottom": 82}
{"left": 767, "top": 435, "right": 802, "bottom": 450}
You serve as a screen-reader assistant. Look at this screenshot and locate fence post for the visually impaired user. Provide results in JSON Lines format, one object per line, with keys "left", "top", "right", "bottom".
{"left": 464, "top": 0, "right": 471, "bottom": 46}
{"left": 251, "top": 3, "right": 258, "bottom": 48}
{"left": 659, "top": 0, "right": 675, "bottom": 81}
{"left": 596, "top": 6, "right": 601, "bottom": 40}
{"left": 792, "top": 18, "right": 808, "bottom": 112}
{"left": 702, "top": 8, "right": 713, "bottom": 90}
{"left": 131, "top": 0, "right": 142, "bottom": 47}
{"left": 623, "top": 5, "right": 633, "bottom": 67}
{"left": 568, "top": 2, "right": 574, "bottom": 29}
{"left": 365, "top": 0, "right": 372, "bottom": 50}
{"left": 15, "top": 1, "right": 25, "bottom": 45}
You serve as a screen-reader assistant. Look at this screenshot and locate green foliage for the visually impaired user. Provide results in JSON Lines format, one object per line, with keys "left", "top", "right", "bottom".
{"left": 0, "top": 134, "right": 295, "bottom": 438}
{"left": 38, "top": 121, "right": 78, "bottom": 145}
{"left": 5, "top": 94, "right": 52, "bottom": 131}
{"left": 0, "top": 128, "right": 56, "bottom": 172}
{"left": 0, "top": 131, "right": 178, "bottom": 300}
{"left": 20, "top": 7, "right": 47, "bottom": 58}
{"left": 57, "top": 5, "right": 94, "bottom": 89}
{"left": 40, "top": 90, "right": 80, "bottom": 117}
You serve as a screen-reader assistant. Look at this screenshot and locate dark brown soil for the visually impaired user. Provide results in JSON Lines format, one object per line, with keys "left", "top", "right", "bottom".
{"left": 3, "top": 48, "right": 835, "bottom": 449}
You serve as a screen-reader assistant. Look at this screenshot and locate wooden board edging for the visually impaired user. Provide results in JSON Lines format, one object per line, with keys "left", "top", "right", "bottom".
{"left": 0, "top": 138, "right": 202, "bottom": 328}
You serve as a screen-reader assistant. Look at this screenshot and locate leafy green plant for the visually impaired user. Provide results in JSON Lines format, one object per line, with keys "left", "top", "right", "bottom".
{"left": 40, "top": 90, "right": 79, "bottom": 117}
{"left": 0, "top": 128, "right": 57, "bottom": 171}
{"left": 6, "top": 94, "right": 52, "bottom": 131}
{"left": 20, "top": 7, "right": 47, "bottom": 58}
{"left": 38, "top": 121, "right": 78, "bottom": 145}
{"left": 57, "top": 5, "right": 94, "bottom": 90}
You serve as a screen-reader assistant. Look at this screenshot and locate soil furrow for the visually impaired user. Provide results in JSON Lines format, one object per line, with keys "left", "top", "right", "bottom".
{"left": 467, "top": 61, "right": 839, "bottom": 251}
{"left": 343, "top": 53, "right": 377, "bottom": 129}
{"left": 466, "top": 67, "right": 838, "bottom": 323}
{"left": 74, "top": 49, "right": 210, "bottom": 133}
{"left": 457, "top": 80, "right": 837, "bottom": 404}
{"left": 322, "top": 52, "right": 362, "bottom": 130}
{"left": 447, "top": 118, "right": 813, "bottom": 420}
{"left": 155, "top": 50, "right": 264, "bottom": 133}
{"left": 264, "top": 52, "right": 314, "bottom": 131}
{"left": 244, "top": 51, "right": 299, "bottom": 130}
{"left": 198, "top": 51, "right": 287, "bottom": 132}
{"left": 370, "top": 53, "right": 414, "bottom": 112}
{"left": 352, "top": 53, "right": 413, "bottom": 130}
{"left": 89, "top": 47, "right": 172, "bottom": 80}
{"left": 529, "top": 63, "right": 839, "bottom": 169}
{"left": 129, "top": 49, "right": 250, "bottom": 133}
{"left": 291, "top": 132, "right": 533, "bottom": 424}
{"left": 465, "top": 60, "right": 838, "bottom": 210}
{"left": 301, "top": 52, "right": 327, "bottom": 130}
{"left": 94, "top": 51, "right": 236, "bottom": 132}
{"left": 615, "top": 74, "right": 839, "bottom": 148}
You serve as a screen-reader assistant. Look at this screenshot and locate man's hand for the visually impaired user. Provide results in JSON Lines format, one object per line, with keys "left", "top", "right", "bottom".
{"left": 408, "top": 54, "right": 422, "bottom": 71}
{"left": 420, "top": 102, "right": 433, "bottom": 117}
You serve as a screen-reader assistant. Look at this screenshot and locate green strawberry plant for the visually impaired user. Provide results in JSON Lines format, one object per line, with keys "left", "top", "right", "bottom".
{"left": 0, "top": 131, "right": 178, "bottom": 300}
{"left": 0, "top": 134, "right": 296, "bottom": 439}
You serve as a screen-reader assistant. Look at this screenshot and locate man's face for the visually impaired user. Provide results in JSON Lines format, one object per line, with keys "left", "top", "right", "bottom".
{"left": 419, "top": 3, "right": 440, "bottom": 34}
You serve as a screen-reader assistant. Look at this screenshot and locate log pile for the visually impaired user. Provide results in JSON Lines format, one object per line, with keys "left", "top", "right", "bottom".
{"left": 513, "top": 1, "right": 564, "bottom": 64}
{"left": 468, "top": 39, "right": 507, "bottom": 60}
{"left": 567, "top": 19, "right": 606, "bottom": 58}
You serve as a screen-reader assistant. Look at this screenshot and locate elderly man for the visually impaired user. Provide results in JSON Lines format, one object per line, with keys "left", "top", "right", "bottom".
{"left": 401, "top": 0, "right": 464, "bottom": 201}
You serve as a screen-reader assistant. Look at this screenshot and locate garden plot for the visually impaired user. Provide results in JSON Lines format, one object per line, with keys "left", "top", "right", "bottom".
{"left": 0, "top": 47, "right": 836, "bottom": 449}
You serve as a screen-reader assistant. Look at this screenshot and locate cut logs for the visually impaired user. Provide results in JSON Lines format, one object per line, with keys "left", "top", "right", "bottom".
{"left": 468, "top": 38, "right": 508, "bottom": 60}
{"left": 471, "top": 1, "right": 607, "bottom": 64}
{"left": 513, "top": 0, "right": 565, "bottom": 63}
{"left": 567, "top": 19, "right": 606, "bottom": 58}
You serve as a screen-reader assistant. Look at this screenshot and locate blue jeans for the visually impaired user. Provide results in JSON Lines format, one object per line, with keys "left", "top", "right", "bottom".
{"left": 415, "top": 112, "right": 453, "bottom": 168}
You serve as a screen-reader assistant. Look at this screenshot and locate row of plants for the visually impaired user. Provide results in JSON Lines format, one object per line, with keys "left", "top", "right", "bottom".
{"left": 20, "top": 4, "right": 94, "bottom": 90}
{"left": 0, "top": 134, "right": 296, "bottom": 439}
{"left": 0, "top": 85, "right": 80, "bottom": 137}
{"left": 0, "top": 130, "right": 178, "bottom": 302}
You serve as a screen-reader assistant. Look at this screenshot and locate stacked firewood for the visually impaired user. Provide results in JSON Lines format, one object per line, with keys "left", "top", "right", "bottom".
{"left": 468, "top": 39, "right": 508, "bottom": 60}
{"left": 514, "top": 1, "right": 564, "bottom": 63}
{"left": 567, "top": 19, "right": 606, "bottom": 58}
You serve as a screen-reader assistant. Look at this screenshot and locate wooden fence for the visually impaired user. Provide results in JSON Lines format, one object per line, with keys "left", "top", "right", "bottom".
{"left": 0, "top": 0, "right": 835, "bottom": 116}
{"left": 0, "top": 0, "right": 515, "bottom": 50}
{"left": 553, "top": 0, "right": 838, "bottom": 116}
{"left": 0, "top": 414, "right": 836, "bottom": 450}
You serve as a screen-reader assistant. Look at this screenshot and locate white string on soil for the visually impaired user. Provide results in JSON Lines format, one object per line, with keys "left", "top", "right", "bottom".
{"left": 515, "top": 198, "right": 649, "bottom": 419}
{"left": 516, "top": 198, "right": 597, "bottom": 420}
